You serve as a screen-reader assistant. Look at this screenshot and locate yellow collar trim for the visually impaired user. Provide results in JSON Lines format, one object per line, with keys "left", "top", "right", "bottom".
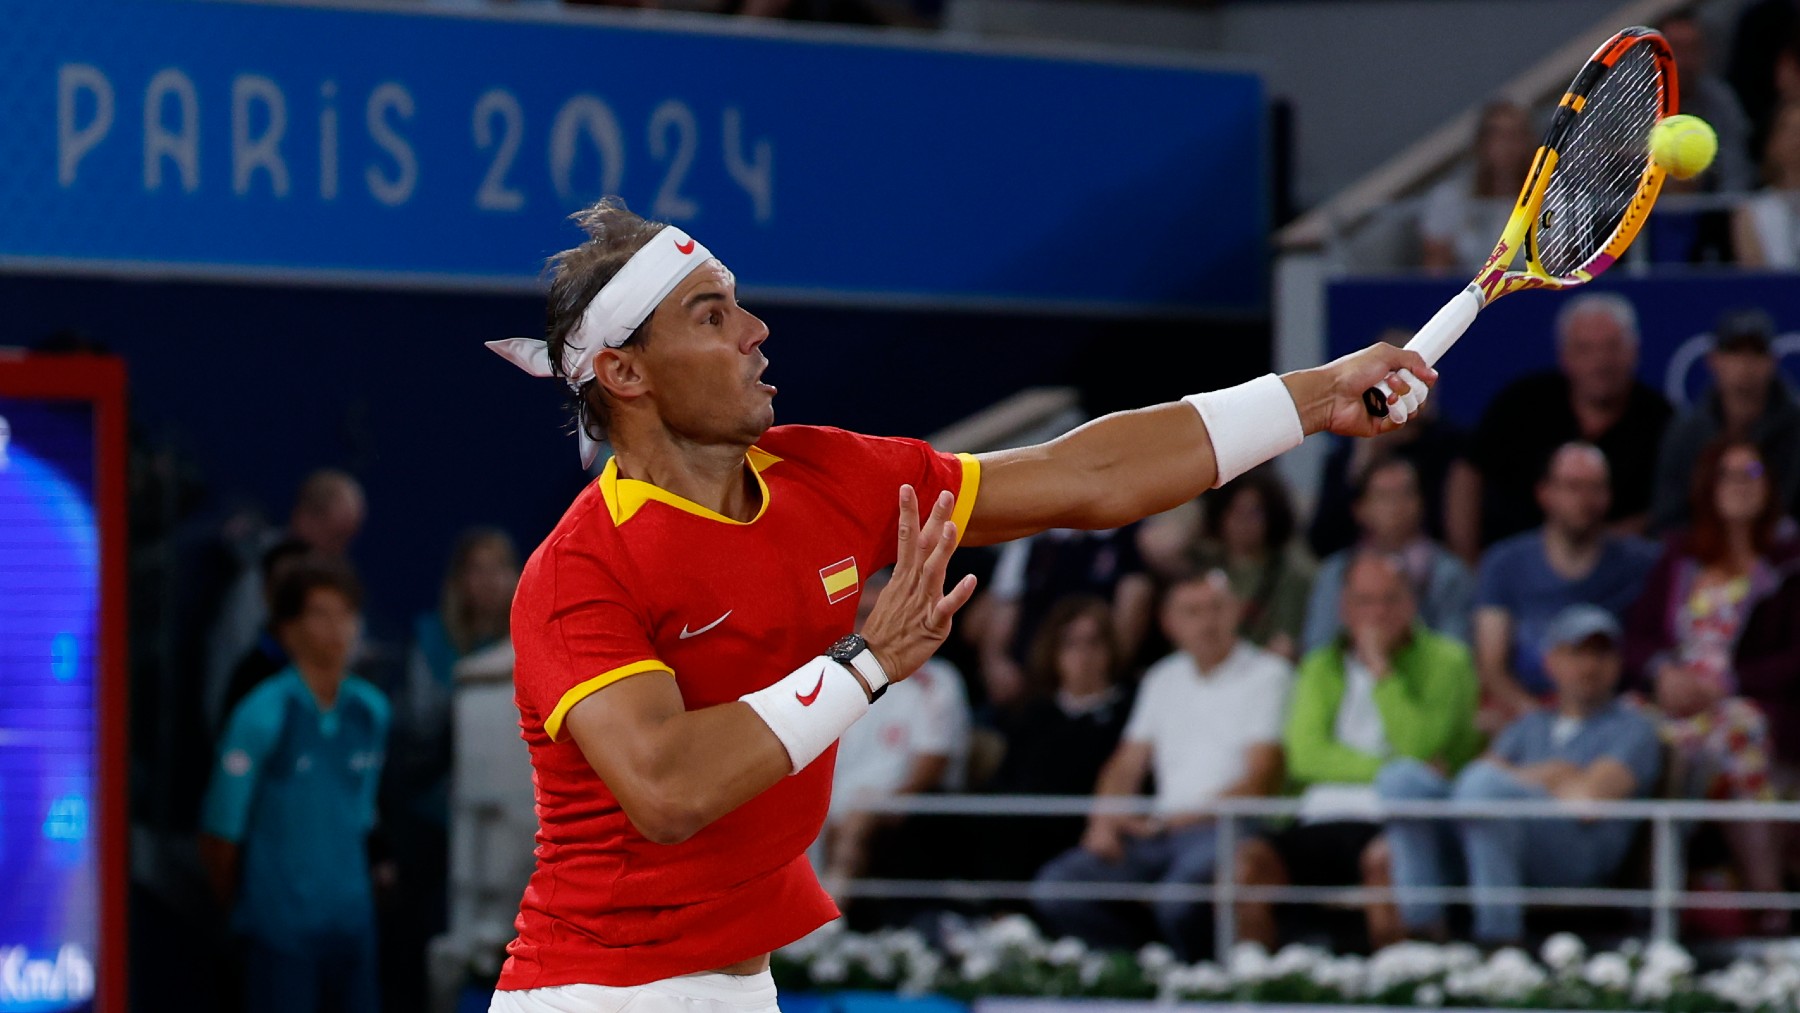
{"left": 599, "top": 446, "right": 783, "bottom": 527}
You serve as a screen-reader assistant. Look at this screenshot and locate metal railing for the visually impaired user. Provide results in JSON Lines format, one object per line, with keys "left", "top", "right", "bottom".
{"left": 829, "top": 793, "right": 1800, "bottom": 960}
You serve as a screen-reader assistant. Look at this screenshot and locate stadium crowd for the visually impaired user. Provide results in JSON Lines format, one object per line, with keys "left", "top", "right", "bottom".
{"left": 145, "top": 8, "right": 1800, "bottom": 1010}
{"left": 169, "top": 288, "right": 1800, "bottom": 1013}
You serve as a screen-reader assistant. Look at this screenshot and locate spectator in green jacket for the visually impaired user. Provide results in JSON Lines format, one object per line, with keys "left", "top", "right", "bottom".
{"left": 1234, "top": 551, "right": 1481, "bottom": 950}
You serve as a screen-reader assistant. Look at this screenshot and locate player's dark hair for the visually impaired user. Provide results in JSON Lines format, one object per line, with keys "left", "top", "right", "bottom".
{"left": 270, "top": 558, "right": 364, "bottom": 627}
{"left": 544, "top": 197, "right": 670, "bottom": 445}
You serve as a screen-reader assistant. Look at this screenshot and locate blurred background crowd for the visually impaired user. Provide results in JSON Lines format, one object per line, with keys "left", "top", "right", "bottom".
{"left": 128, "top": 283, "right": 1800, "bottom": 1010}
{"left": 21, "top": 0, "right": 1800, "bottom": 1011}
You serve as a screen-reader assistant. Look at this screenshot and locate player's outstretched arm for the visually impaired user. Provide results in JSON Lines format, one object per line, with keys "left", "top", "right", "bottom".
{"left": 560, "top": 486, "right": 974, "bottom": 846}
{"left": 961, "top": 343, "right": 1436, "bottom": 546}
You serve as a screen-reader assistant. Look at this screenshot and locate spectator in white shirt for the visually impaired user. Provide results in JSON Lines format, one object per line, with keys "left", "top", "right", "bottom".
{"left": 1032, "top": 570, "right": 1292, "bottom": 959}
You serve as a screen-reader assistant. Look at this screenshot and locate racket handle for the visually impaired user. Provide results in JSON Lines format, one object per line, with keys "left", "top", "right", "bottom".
{"left": 1362, "top": 285, "right": 1484, "bottom": 418}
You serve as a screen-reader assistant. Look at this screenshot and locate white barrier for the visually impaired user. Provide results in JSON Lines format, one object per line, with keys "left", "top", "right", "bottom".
{"left": 831, "top": 793, "right": 1800, "bottom": 959}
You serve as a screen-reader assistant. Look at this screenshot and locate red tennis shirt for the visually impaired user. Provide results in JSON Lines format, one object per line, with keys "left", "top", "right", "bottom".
{"left": 499, "top": 425, "right": 980, "bottom": 989}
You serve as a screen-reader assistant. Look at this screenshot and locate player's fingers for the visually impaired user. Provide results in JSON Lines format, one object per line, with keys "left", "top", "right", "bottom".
{"left": 1387, "top": 400, "right": 1411, "bottom": 426}
{"left": 1395, "top": 370, "right": 1427, "bottom": 419}
{"left": 1385, "top": 350, "right": 1437, "bottom": 386}
{"left": 931, "top": 573, "right": 979, "bottom": 628}
{"left": 922, "top": 516, "right": 961, "bottom": 584}
{"left": 918, "top": 489, "right": 955, "bottom": 555}
{"left": 894, "top": 485, "right": 919, "bottom": 573}
{"left": 1386, "top": 371, "right": 1412, "bottom": 402}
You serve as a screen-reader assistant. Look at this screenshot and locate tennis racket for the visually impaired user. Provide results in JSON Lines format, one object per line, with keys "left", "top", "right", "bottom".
{"left": 1364, "top": 26, "right": 1678, "bottom": 420}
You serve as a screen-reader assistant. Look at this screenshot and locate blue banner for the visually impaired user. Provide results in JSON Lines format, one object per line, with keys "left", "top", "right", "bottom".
{"left": 0, "top": 1, "right": 1266, "bottom": 311}
{"left": 1327, "top": 270, "right": 1800, "bottom": 428}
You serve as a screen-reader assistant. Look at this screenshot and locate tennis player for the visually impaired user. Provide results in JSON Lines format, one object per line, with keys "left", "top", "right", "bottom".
{"left": 484, "top": 199, "right": 1434, "bottom": 1013}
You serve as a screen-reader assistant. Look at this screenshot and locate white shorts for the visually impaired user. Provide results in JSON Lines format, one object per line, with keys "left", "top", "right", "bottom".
{"left": 489, "top": 970, "right": 780, "bottom": 1013}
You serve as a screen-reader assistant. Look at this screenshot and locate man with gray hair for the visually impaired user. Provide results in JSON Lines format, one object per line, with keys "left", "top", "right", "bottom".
{"left": 1461, "top": 293, "right": 1671, "bottom": 550}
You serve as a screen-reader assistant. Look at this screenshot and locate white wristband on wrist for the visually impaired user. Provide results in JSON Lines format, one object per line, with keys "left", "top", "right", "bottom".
{"left": 741, "top": 656, "right": 869, "bottom": 775}
{"left": 1184, "top": 373, "right": 1306, "bottom": 488}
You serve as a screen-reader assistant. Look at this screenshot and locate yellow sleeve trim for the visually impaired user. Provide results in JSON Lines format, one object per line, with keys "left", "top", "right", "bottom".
{"left": 951, "top": 453, "right": 982, "bottom": 547}
{"left": 544, "top": 660, "right": 674, "bottom": 741}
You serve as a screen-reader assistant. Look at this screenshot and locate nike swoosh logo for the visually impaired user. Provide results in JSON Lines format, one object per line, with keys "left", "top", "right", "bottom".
{"left": 796, "top": 670, "right": 826, "bottom": 706}
{"left": 674, "top": 238, "right": 696, "bottom": 255}
{"left": 678, "top": 610, "right": 732, "bottom": 640}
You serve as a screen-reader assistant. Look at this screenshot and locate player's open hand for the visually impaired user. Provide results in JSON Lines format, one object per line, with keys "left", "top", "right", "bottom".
{"left": 861, "top": 485, "right": 978, "bottom": 686}
{"left": 1284, "top": 343, "right": 1438, "bottom": 439}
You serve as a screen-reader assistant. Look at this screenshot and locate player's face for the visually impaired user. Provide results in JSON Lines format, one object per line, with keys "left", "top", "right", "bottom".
{"left": 282, "top": 587, "right": 361, "bottom": 676}
{"left": 640, "top": 260, "right": 774, "bottom": 444}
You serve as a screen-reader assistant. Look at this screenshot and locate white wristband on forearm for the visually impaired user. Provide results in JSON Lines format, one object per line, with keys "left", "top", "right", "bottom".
{"left": 741, "top": 656, "right": 869, "bottom": 775}
{"left": 1184, "top": 373, "right": 1305, "bottom": 488}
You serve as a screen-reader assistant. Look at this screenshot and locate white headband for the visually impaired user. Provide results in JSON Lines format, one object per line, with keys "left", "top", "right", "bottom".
{"left": 486, "top": 226, "right": 714, "bottom": 467}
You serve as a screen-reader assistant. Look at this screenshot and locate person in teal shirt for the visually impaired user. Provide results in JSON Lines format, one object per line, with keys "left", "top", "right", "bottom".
{"left": 201, "top": 559, "right": 389, "bottom": 1013}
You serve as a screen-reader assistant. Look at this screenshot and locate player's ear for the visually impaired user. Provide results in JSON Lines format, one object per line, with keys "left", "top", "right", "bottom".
{"left": 593, "top": 347, "right": 648, "bottom": 401}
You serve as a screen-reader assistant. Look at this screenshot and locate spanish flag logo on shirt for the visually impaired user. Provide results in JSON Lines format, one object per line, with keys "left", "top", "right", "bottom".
{"left": 820, "top": 557, "right": 860, "bottom": 604}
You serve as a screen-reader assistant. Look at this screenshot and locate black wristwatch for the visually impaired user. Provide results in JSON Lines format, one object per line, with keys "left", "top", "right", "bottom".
{"left": 826, "top": 633, "right": 891, "bottom": 702}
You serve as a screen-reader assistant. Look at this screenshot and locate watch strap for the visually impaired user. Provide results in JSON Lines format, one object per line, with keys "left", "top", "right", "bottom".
{"left": 848, "top": 648, "right": 890, "bottom": 701}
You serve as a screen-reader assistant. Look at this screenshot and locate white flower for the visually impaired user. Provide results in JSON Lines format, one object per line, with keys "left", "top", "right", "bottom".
{"left": 1366, "top": 941, "right": 1443, "bottom": 992}
{"left": 959, "top": 951, "right": 999, "bottom": 982}
{"left": 1581, "top": 952, "right": 1632, "bottom": 991}
{"left": 1077, "top": 953, "right": 1109, "bottom": 988}
{"left": 1271, "top": 943, "right": 1330, "bottom": 978}
{"left": 899, "top": 951, "right": 943, "bottom": 995}
{"left": 1443, "top": 969, "right": 1481, "bottom": 998}
{"left": 812, "top": 954, "right": 848, "bottom": 984}
{"left": 1312, "top": 956, "right": 1368, "bottom": 998}
{"left": 1415, "top": 983, "right": 1445, "bottom": 1007}
{"left": 1163, "top": 962, "right": 1231, "bottom": 999}
{"left": 1441, "top": 943, "right": 1481, "bottom": 971}
{"left": 1047, "top": 937, "right": 1087, "bottom": 967}
{"left": 1227, "top": 940, "right": 1272, "bottom": 983}
{"left": 987, "top": 914, "right": 1042, "bottom": 950}
{"left": 1135, "top": 942, "right": 1176, "bottom": 974}
{"left": 861, "top": 950, "right": 896, "bottom": 982}
{"left": 1632, "top": 974, "right": 1674, "bottom": 1004}
{"left": 1540, "top": 932, "right": 1585, "bottom": 972}
{"left": 1641, "top": 939, "right": 1695, "bottom": 978}
{"left": 1479, "top": 947, "right": 1547, "bottom": 1000}
{"left": 1701, "top": 960, "right": 1765, "bottom": 1010}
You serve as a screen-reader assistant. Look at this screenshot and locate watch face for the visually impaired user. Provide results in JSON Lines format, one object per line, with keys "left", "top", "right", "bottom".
{"left": 828, "top": 633, "right": 865, "bottom": 660}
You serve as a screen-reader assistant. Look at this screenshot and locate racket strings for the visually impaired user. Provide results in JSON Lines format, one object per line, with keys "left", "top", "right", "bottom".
{"left": 1533, "top": 43, "right": 1664, "bottom": 278}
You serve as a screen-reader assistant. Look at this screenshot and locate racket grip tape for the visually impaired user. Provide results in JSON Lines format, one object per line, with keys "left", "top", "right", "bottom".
{"left": 1362, "top": 285, "right": 1484, "bottom": 418}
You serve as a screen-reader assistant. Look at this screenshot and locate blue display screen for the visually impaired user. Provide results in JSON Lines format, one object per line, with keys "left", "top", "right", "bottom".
{"left": 0, "top": 398, "right": 99, "bottom": 1012}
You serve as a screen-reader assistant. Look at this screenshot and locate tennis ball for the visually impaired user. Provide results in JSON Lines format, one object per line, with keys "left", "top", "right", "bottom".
{"left": 1649, "top": 114, "right": 1718, "bottom": 180}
